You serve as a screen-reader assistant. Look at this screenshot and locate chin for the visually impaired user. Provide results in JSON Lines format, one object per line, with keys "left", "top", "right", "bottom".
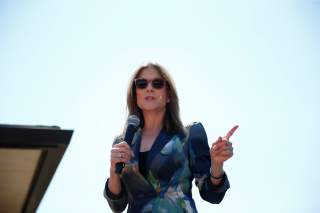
{"left": 140, "top": 104, "right": 166, "bottom": 112}
{"left": 141, "top": 106, "right": 161, "bottom": 111}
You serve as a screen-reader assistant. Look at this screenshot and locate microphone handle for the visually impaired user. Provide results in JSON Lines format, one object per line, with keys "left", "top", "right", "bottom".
{"left": 115, "top": 162, "right": 125, "bottom": 174}
{"left": 114, "top": 125, "right": 137, "bottom": 174}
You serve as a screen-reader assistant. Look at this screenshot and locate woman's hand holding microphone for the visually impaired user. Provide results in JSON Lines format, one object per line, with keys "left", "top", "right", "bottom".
{"left": 110, "top": 141, "right": 135, "bottom": 174}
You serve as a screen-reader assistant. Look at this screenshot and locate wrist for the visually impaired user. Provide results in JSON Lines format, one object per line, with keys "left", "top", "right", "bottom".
{"left": 210, "top": 162, "right": 224, "bottom": 179}
{"left": 210, "top": 167, "right": 225, "bottom": 179}
{"left": 211, "top": 161, "right": 223, "bottom": 170}
{"left": 110, "top": 166, "right": 120, "bottom": 177}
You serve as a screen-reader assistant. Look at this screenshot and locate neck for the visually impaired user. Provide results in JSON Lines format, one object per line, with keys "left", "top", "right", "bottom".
{"left": 142, "top": 109, "right": 165, "bottom": 134}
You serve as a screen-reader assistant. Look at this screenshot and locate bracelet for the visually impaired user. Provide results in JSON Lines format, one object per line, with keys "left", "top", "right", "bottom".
{"left": 210, "top": 168, "right": 224, "bottom": 180}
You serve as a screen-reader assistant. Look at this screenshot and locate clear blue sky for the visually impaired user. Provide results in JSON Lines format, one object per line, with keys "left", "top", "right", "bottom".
{"left": 1, "top": 0, "right": 319, "bottom": 212}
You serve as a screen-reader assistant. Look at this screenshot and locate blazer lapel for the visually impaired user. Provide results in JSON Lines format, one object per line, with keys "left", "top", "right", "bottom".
{"left": 146, "top": 129, "right": 174, "bottom": 170}
{"left": 130, "top": 128, "right": 142, "bottom": 162}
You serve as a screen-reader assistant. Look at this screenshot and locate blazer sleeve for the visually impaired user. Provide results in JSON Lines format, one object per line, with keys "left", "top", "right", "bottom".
{"left": 103, "top": 136, "right": 128, "bottom": 212}
{"left": 188, "top": 122, "right": 230, "bottom": 204}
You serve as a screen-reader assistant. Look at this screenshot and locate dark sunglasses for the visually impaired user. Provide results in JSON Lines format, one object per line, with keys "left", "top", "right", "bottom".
{"left": 135, "top": 78, "right": 166, "bottom": 89}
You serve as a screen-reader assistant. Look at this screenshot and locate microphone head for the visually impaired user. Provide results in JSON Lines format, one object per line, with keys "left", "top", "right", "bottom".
{"left": 127, "top": 114, "right": 140, "bottom": 127}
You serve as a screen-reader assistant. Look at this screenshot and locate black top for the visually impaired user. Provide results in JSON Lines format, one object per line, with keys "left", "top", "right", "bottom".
{"left": 139, "top": 151, "right": 149, "bottom": 178}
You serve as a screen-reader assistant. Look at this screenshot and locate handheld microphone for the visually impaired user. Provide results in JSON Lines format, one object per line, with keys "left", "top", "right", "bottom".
{"left": 115, "top": 114, "right": 140, "bottom": 174}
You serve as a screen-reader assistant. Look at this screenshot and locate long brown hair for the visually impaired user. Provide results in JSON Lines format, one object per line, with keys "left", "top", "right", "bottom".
{"left": 126, "top": 62, "right": 184, "bottom": 134}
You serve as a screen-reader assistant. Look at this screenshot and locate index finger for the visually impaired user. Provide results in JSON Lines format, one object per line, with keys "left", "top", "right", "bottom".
{"left": 225, "top": 125, "right": 239, "bottom": 140}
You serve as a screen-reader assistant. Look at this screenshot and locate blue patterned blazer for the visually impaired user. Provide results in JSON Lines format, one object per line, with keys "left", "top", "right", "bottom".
{"left": 104, "top": 122, "right": 230, "bottom": 213}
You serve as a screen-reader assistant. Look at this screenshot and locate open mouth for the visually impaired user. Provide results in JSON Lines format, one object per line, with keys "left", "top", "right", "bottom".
{"left": 145, "top": 96, "right": 156, "bottom": 101}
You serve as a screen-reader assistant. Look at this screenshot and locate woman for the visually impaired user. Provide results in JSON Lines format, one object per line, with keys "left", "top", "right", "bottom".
{"left": 104, "top": 62, "right": 238, "bottom": 213}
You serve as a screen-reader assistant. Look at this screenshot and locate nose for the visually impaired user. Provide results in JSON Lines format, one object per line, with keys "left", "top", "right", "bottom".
{"left": 146, "top": 82, "right": 154, "bottom": 91}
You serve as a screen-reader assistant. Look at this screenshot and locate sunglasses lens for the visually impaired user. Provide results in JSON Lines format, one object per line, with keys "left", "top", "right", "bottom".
{"left": 135, "top": 78, "right": 165, "bottom": 89}
{"left": 152, "top": 79, "right": 165, "bottom": 89}
{"left": 135, "top": 79, "right": 148, "bottom": 89}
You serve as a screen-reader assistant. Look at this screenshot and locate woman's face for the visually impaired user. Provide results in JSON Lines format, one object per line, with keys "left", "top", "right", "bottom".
{"left": 135, "top": 67, "right": 169, "bottom": 113}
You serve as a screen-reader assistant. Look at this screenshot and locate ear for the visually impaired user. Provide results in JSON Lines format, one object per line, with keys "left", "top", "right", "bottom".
{"left": 167, "top": 98, "right": 170, "bottom": 103}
